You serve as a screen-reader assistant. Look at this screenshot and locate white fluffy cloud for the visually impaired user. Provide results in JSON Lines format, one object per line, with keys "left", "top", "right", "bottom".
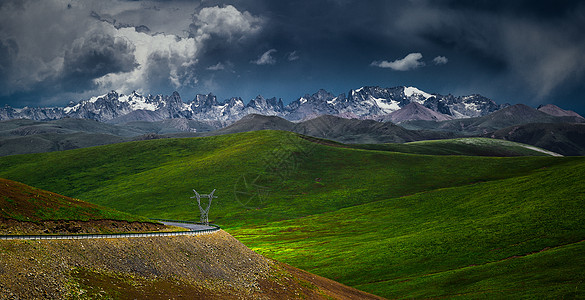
{"left": 251, "top": 49, "right": 277, "bottom": 65}
{"left": 433, "top": 56, "right": 448, "bottom": 65}
{"left": 207, "top": 62, "right": 226, "bottom": 71}
{"left": 371, "top": 53, "right": 425, "bottom": 71}
{"left": 192, "top": 5, "right": 264, "bottom": 44}
{"left": 287, "top": 50, "right": 300, "bottom": 61}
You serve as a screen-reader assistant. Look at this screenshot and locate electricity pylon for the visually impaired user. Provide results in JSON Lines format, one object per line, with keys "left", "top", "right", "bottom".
{"left": 191, "top": 189, "right": 217, "bottom": 225}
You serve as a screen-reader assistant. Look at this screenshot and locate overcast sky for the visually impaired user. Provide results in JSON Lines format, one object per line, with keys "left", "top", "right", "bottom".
{"left": 1, "top": 0, "right": 584, "bottom": 114}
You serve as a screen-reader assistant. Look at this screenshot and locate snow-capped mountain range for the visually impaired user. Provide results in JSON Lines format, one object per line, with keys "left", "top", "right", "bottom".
{"left": 0, "top": 86, "right": 506, "bottom": 125}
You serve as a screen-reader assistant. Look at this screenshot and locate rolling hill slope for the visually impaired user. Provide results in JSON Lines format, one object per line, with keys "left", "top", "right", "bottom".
{"left": 232, "top": 157, "right": 585, "bottom": 298}
{"left": 352, "top": 137, "right": 561, "bottom": 157}
{"left": 0, "top": 130, "right": 567, "bottom": 224}
{"left": 0, "top": 130, "right": 582, "bottom": 298}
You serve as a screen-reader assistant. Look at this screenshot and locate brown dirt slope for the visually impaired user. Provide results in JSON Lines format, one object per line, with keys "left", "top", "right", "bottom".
{"left": 0, "top": 230, "right": 383, "bottom": 299}
{"left": 0, "top": 178, "right": 164, "bottom": 234}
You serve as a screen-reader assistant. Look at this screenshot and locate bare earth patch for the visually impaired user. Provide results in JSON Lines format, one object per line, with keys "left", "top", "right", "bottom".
{"left": 0, "top": 218, "right": 167, "bottom": 235}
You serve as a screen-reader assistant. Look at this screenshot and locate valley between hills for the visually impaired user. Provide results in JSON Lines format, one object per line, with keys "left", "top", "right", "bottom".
{"left": 0, "top": 128, "right": 584, "bottom": 298}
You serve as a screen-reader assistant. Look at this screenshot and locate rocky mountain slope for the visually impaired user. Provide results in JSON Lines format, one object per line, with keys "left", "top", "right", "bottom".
{"left": 537, "top": 104, "right": 585, "bottom": 119}
{"left": 379, "top": 102, "right": 454, "bottom": 123}
{"left": 401, "top": 104, "right": 585, "bottom": 135}
{"left": 0, "top": 85, "right": 506, "bottom": 125}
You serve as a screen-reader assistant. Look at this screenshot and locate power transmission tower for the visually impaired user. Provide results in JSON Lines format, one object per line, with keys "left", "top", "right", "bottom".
{"left": 191, "top": 189, "right": 217, "bottom": 225}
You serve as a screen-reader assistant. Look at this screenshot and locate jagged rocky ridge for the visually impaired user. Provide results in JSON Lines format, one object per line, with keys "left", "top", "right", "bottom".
{"left": 0, "top": 86, "right": 506, "bottom": 125}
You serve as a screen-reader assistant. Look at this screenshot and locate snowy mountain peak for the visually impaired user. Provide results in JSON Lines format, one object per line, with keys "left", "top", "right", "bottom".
{"left": 403, "top": 86, "right": 432, "bottom": 100}
{"left": 0, "top": 85, "right": 508, "bottom": 125}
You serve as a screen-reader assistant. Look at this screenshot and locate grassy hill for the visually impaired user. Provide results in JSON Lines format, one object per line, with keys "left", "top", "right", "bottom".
{"left": 0, "top": 130, "right": 583, "bottom": 298}
{"left": 352, "top": 137, "right": 561, "bottom": 157}
{"left": 232, "top": 157, "right": 585, "bottom": 298}
{"left": 0, "top": 130, "right": 565, "bottom": 224}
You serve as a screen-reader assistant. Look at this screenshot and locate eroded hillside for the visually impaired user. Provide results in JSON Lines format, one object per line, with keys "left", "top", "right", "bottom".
{"left": 0, "top": 231, "right": 382, "bottom": 299}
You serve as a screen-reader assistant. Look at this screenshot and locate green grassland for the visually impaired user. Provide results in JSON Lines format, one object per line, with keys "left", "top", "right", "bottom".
{"left": 233, "top": 157, "right": 585, "bottom": 298}
{"left": 0, "top": 130, "right": 583, "bottom": 298}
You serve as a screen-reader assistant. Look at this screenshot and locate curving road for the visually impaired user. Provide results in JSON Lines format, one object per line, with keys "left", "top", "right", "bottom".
{"left": 160, "top": 221, "right": 215, "bottom": 231}
{"left": 0, "top": 220, "right": 219, "bottom": 240}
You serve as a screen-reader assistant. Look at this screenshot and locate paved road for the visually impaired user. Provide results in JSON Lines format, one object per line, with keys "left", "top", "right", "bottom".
{"left": 0, "top": 220, "right": 220, "bottom": 240}
{"left": 160, "top": 221, "right": 216, "bottom": 231}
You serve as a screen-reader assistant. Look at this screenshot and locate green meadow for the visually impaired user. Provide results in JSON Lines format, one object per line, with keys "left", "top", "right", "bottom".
{"left": 0, "top": 130, "right": 583, "bottom": 298}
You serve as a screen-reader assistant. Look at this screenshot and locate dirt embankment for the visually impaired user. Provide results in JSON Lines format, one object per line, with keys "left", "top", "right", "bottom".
{"left": 0, "top": 230, "right": 383, "bottom": 299}
{"left": 0, "top": 218, "right": 167, "bottom": 235}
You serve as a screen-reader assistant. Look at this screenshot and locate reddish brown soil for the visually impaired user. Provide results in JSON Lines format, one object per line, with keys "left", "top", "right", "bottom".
{"left": 0, "top": 218, "right": 167, "bottom": 235}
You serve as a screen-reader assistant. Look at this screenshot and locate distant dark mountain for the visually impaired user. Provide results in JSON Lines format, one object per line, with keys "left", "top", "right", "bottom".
{"left": 0, "top": 85, "right": 507, "bottom": 125}
{"left": 122, "top": 119, "right": 216, "bottom": 135}
{"left": 401, "top": 104, "right": 585, "bottom": 135}
{"left": 0, "top": 118, "right": 143, "bottom": 138}
{"left": 0, "top": 118, "right": 215, "bottom": 156}
{"left": 537, "top": 104, "right": 585, "bottom": 120}
{"left": 488, "top": 123, "right": 585, "bottom": 156}
{"left": 212, "top": 114, "right": 295, "bottom": 135}
{"left": 292, "top": 115, "right": 452, "bottom": 144}
{"left": 107, "top": 110, "right": 166, "bottom": 124}
{"left": 380, "top": 102, "right": 453, "bottom": 123}
{"left": 209, "top": 113, "right": 454, "bottom": 144}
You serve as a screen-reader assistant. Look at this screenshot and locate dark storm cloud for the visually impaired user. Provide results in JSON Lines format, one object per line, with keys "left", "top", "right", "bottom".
{"left": 0, "top": 39, "right": 18, "bottom": 83}
{"left": 1, "top": 0, "right": 585, "bottom": 114}
{"left": 393, "top": 0, "right": 585, "bottom": 101}
{"left": 142, "top": 49, "right": 199, "bottom": 91}
{"left": 438, "top": 0, "right": 581, "bottom": 18}
{"left": 62, "top": 33, "right": 137, "bottom": 90}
